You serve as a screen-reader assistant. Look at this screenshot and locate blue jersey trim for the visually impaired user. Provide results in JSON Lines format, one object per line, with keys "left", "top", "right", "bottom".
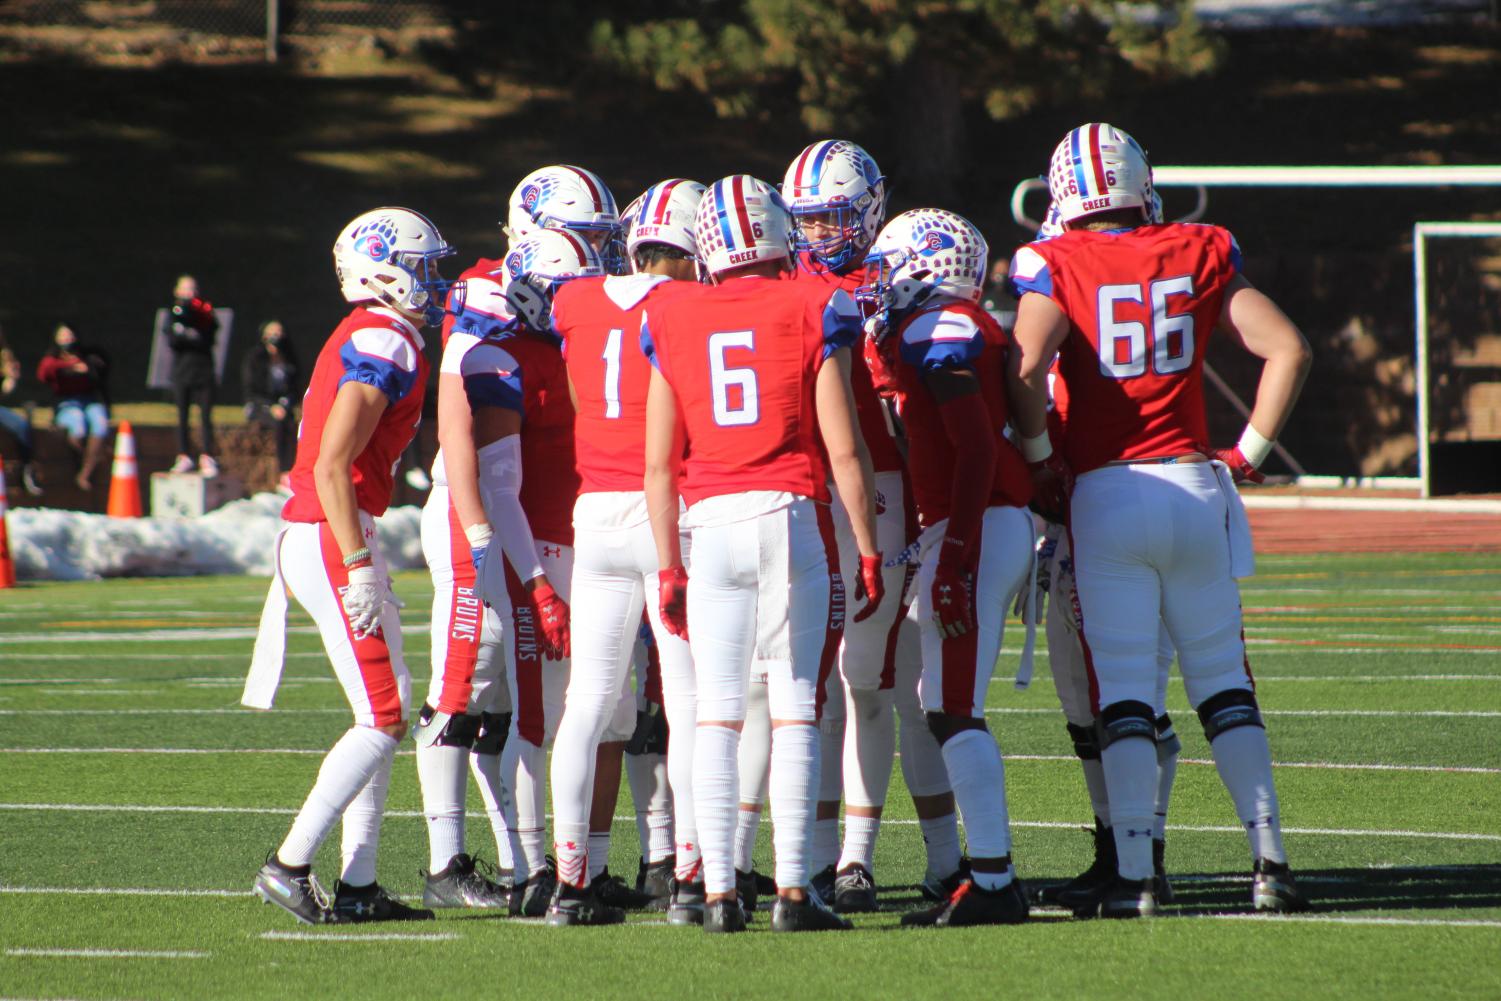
{"left": 337, "top": 339, "right": 417, "bottom": 404}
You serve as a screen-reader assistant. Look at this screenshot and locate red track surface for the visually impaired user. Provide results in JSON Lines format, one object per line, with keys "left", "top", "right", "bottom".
{"left": 1249, "top": 509, "right": 1501, "bottom": 553}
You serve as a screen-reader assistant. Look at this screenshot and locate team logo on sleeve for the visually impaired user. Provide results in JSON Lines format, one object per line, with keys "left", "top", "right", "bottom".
{"left": 920, "top": 230, "right": 957, "bottom": 256}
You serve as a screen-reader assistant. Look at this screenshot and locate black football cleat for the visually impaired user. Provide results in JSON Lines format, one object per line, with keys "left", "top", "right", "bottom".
{"left": 1037, "top": 821, "right": 1116, "bottom": 908}
{"left": 771, "top": 892, "right": 852, "bottom": 932}
{"left": 833, "top": 863, "right": 879, "bottom": 913}
{"left": 253, "top": 853, "right": 332, "bottom": 925}
{"left": 421, "top": 853, "right": 511, "bottom": 909}
{"left": 638, "top": 855, "right": 675, "bottom": 908}
{"left": 667, "top": 879, "right": 707, "bottom": 926}
{"left": 511, "top": 862, "right": 557, "bottom": 918}
{"left": 751, "top": 868, "right": 777, "bottom": 896}
{"left": 702, "top": 896, "right": 748, "bottom": 934}
{"left": 330, "top": 881, "right": 435, "bottom": 923}
{"left": 544, "top": 880, "right": 626, "bottom": 927}
{"left": 735, "top": 868, "right": 761, "bottom": 916}
{"left": 919, "top": 857, "right": 972, "bottom": 902}
{"left": 903, "top": 878, "right": 1028, "bottom": 927}
{"left": 1095, "top": 876, "right": 1158, "bottom": 920}
{"left": 809, "top": 864, "right": 837, "bottom": 906}
{"left": 1153, "top": 838, "right": 1175, "bottom": 904}
{"left": 592, "top": 868, "right": 656, "bottom": 910}
{"left": 1253, "top": 858, "right": 1310, "bottom": 913}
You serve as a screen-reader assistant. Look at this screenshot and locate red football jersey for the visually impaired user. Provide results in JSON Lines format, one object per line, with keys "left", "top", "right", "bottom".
{"left": 641, "top": 274, "right": 861, "bottom": 507}
{"left": 554, "top": 273, "right": 689, "bottom": 494}
{"left": 498, "top": 331, "right": 578, "bottom": 546}
{"left": 789, "top": 262, "right": 905, "bottom": 474}
{"left": 883, "top": 301, "right": 1032, "bottom": 527}
{"left": 441, "top": 257, "right": 506, "bottom": 347}
{"left": 284, "top": 306, "right": 428, "bottom": 522}
{"left": 1008, "top": 222, "right": 1242, "bottom": 474}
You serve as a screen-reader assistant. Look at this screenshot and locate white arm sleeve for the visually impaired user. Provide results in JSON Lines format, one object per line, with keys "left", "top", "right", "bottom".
{"left": 477, "top": 434, "right": 545, "bottom": 585}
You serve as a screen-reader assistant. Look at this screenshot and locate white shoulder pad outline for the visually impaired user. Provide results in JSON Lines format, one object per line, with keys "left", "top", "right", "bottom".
{"left": 826, "top": 287, "right": 859, "bottom": 318}
{"left": 603, "top": 273, "right": 670, "bottom": 312}
{"left": 459, "top": 340, "right": 522, "bottom": 382}
{"left": 901, "top": 307, "right": 981, "bottom": 346}
{"left": 1009, "top": 245, "right": 1048, "bottom": 283}
{"left": 438, "top": 331, "right": 481, "bottom": 375}
{"left": 349, "top": 326, "right": 419, "bottom": 372}
{"left": 456, "top": 275, "right": 513, "bottom": 320}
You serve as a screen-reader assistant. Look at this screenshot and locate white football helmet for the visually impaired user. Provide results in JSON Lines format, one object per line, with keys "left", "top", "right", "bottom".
{"left": 693, "top": 175, "right": 795, "bottom": 281}
{"left": 505, "top": 164, "right": 621, "bottom": 265}
{"left": 497, "top": 229, "right": 605, "bottom": 335}
{"left": 855, "top": 209, "right": 988, "bottom": 329}
{"left": 1047, "top": 123, "right": 1154, "bottom": 226}
{"left": 781, "top": 140, "right": 887, "bottom": 271}
{"left": 625, "top": 178, "right": 707, "bottom": 265}
{"left": 333, "top": 207, "right": 454, "bottom": 323}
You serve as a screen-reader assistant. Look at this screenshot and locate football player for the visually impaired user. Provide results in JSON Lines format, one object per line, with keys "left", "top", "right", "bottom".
{"left": 544, "top": 178, "right": 708, "bottom": 926}
{"left": 245, "top": 207, "right": 451, "bottom": 924}
{"left": 642, "top": 176, "right": 884, "bottom": 933}
{"left": 1007, "top": 123, "right": 1312, "bottom": 917}
{"left": 505, "top": 164, "right": 625, "bottom": 273}
{"left": 780, "top": 140, "right": 917, "bottom": 911}
{"left": 856, "top": 209, "right": 1035, "bottom": 928}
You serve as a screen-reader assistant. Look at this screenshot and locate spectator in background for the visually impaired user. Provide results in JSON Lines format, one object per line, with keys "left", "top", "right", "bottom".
{"left": 37, "top": 323, "right": 111, "bottom": 491}
{"left": 0, "top": 324, "right": 42, "bottom": 495}
{"left": 242, "top": 319, "right": 302, "bottom": 490}
{"left": 166, "top": 274, "right": 220, "bottom": 477}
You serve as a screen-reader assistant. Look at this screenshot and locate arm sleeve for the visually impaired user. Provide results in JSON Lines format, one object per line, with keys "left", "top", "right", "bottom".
{"left": 337, "top": 327, "right": 419, "bottom": 405}
{"left": 475, "top": 435, "right": 545, "bottom": 583}
{"left": 898, "top": 309, "right": 983, "bottom": 372}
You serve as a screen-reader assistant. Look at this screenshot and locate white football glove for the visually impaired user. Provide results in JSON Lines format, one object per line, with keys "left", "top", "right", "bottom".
{"left": 342, "top": 565, "right": 386, "bottom": 639}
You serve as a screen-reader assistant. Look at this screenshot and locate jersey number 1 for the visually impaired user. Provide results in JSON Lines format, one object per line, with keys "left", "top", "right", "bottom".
{"left": 1096, "top": 276, "right": 1195, "bottom": 379}
{"left": 708, "top": 329, "right": 759, "bottom": 427}
{"left": 602, "top": 328, "right": 623, "bottom": 419}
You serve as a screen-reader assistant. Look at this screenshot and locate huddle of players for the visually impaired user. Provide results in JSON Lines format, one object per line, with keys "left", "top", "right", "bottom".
{"left": 245, "top": 121, "right": 1313, "bottom": 931}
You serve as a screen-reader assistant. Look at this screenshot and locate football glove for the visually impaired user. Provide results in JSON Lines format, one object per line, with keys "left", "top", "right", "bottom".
{"left": 852, "top": 553, "right": 885, "bottom": 623}
{"left": 530, "top": 580, "right": 570, "bottom": 659}
{"left": 1027, "top": 452, "right": 1073, "bottom": 525}
{"left": 1212, "top": 445, "right": 1267, "bottom": 485}
{"left": 341, "top": 565, "right": 386, "bottom": 640}
{"left": 658, "top": 566, "right": 690, "bottom": 642}
{"left": 931, "top": 539, "right": 975, "bottom": 639}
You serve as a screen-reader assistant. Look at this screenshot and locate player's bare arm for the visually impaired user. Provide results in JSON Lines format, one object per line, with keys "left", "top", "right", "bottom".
{"left": 1218, "top": 274, "right": 1314, "bottom": 443}
{"left": 1006, "top": 291, "right": 1071, "bottom": 441}
{"left": 816, "top": 347, "right": 879, "bottom": 560}
{"left": 643, "top": 366, "right": 684, "bottom": 571}
{"left": 313, "top": 379, "right": 388, "bottom": 559}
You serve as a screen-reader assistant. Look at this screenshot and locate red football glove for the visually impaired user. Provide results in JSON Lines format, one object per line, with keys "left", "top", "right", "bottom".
{"left": 529, "top": 580, "right": 570, "bottom": 659}
{"left": 658, "top": 566, "right": 690, "bottom": 642}
{"left": 931, "top": 540, "right": 975, "bottom": 639}
{"left": 1212, "top": 446, "right": 1266, "bottom": 485}
{"left": 1028, "top": 452, "right": 1074, "bottom": 525}
{"left": 852, "top": 552, "right": 885, "bottom": 624}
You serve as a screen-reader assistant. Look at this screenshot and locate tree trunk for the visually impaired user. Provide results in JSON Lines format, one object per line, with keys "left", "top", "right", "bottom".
{"left": 888, "top": 52, "right": 965, "bottom": 204}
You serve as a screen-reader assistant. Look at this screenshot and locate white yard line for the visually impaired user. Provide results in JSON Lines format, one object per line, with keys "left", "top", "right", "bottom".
{"left": 4, "top": 948, "right": 210, "bottom": 959}
{"left": 0, "top": 886, "right": 245, "bottom": 897}
{"left": 1196, "top": 913, "right": 1501, "bottom": 929}
{"left": 259, "top": 931, "right": 460, "bottom": 942}
{"left": 982, "top": 707, "right": 1501, "bottom": 719}
{"left": 0, "top": 624, "right": 433, "bottom": 644}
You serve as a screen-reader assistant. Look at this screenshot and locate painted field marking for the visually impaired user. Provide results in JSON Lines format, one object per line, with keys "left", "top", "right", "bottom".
{"left": 0, "top": 652, "right": 328, "bottom": 662}
{"left": 0, "top": 886, "right": 245, "bottom": 897}
{"left": 259, "top": 931, "right": 459, "bottom": 942}
{"left": 982, "top": 708, "right": 1501, "bottom": 719}
{"left": 4, "top": 948, "right": 210, "bottom": 959}
{"left": 0, "top": 624, "right": 433, "bottom": 645}
{"left": 1197, "top": 913, "right": 1501, "bottom": 929}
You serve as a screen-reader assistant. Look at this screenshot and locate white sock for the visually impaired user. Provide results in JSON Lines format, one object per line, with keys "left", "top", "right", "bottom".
{"left": 626, "top": 751, "right": 674, "bottom": 862}
{"left": 1082, "top": 758, "right": 1111, "bottom": 827}
{"left": 811, "top": 817, "right": 840, "bottom": 874}
{"left": 278, "top": 727, "right": 397, "bottom": 869}
{"left": 837, "top": 814, "right": 880, "bottom": 874}
{"left": 1155, "top": 732, "right": 1179, "bottom": 842}
{"left": 769, "top": 722, "right": 819, "bottom": 891}
{"left": 918, "top": 813, "right": 962, "bottom": 880}
{"left": 503, "top": 735, "right": 548, "bottom": 875}
{"left": 734, "top": 806, "right": 761, "bottom": 874}
{"left": 1101, "top": 737, "right": 1158, "bottom": 880}
{"left": 843, "top": 686, "right": 895, "bottom": 812}
{"left": 548, "top": 704, "right": 600, "bottom": 889}
{"left": 1210, "top": 726, "right": 1286, "bottom": 863}
{"left": 817, "top": 716, "right": 845, "bottom": 803}
{"left": 469, "top": 752, "right": 521, "bottom": 875}
{"left": 693, "top": 725, "right": 740, "bottom": 895}
{"left": 897, "top": 703, "right": 951, "bottom": 800}
{"left": 939, "top": 729, "right": 1013, "bottom": 864}
{"left": 416, "top": 741, "right": 469, "bottom": 871}
{"left": 971, "top": 865, "right": 1014, "bottom": 892}
{"left": 587, "top": 832, "right": 611, "bottom": 882}
{"left": 340, "top": 750, "right": 392, "bottom": 886}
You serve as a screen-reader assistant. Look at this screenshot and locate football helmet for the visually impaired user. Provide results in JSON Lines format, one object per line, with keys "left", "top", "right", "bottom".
{"left": 693, "top": 175, "right": 795, "bottom": 281}
{"left": 1047, "top": 123, "right": 1153, "bottom": 226}
{"left": 781, "top": 140, "right": 887, "bottom": 272}
{"left": 505, "top": 164, "right": 622, "bottom": 270}
{"left": 625, "top": 178, "right": 707, "bottom": 265}
{"left": 497, "top": 229, "right": 605, "bottom": 335}
{"left": 333, "top": 207, "right": 454, "bottom": 325}
{"left": 855, "top": 209, "right": 988, "bottom": 333}
{"left": 1037, "top": 201, "right": 1065, "bottom": 240}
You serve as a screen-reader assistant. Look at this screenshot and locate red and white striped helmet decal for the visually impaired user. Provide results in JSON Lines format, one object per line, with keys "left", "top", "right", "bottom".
{"left": 561, "top": 164, "right": 605, "bottom": 213}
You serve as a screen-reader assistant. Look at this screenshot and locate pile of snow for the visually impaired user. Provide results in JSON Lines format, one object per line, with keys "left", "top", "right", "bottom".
{"left": 7, "top": 493, "right": 425, "bottom": 581}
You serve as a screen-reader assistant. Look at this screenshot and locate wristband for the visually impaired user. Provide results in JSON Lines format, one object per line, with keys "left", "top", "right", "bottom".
{"left": 1237, "top": 424, "right": 1275, "bottom": 468}
{"left": 463, "top": 523, "right": 493, "bottom": 549}
{"left": 1020, "top": 430, "right": 1053, "bottom": 464}
{"left": 342, "top": 547, "right": 372, "bottom": 569}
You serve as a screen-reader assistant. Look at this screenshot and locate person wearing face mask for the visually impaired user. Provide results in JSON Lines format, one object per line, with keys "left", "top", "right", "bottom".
{"left": 165, "top": 274, "right": 221, "bottom": 477}
{"left": 243, "top": 319, "right": 302, "bottom": 490}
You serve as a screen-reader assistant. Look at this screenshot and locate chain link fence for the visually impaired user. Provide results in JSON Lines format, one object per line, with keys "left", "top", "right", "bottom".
{"left": 0, "top": 1, "right": 451, "bottom": 63}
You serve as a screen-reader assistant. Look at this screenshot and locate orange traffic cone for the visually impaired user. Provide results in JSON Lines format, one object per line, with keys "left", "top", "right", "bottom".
{"left": 107, "top": 420, "right": 143, "bottom": 518}
{"left": 0, "top": 465, "right": 16, "bottom": 588}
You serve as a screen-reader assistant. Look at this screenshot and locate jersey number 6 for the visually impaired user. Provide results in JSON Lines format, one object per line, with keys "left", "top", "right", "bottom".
{"left": 1096, "top": 276, "right": 1195, "bottom": 380}
{"left": 708, "top": 329, "right": 759, "bottom": 427}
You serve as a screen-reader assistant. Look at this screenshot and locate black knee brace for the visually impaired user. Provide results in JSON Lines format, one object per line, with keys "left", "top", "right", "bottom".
{"left": 1155, "top": 713, "right": 1182, "bottom": 758}
{"left": 417, "top": 704, "right": 482, "bottom": 749}
{"left": 473, "top": 711, "right": 512, "bottom": 755}
{"left": 925, "top": 711, "right": 987, "bottom": 746}
{"left": 1197, "top": 689, "right": 1264, "bottom": 743}
{"left": 1066, "top": 721, "right": 1101, "bottom": 761}
{"left": 1096, "top": 700, "right": 1157, "bottom": 750}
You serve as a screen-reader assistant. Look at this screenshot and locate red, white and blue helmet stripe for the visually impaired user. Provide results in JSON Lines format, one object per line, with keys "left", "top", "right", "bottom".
{"left": 623, "top": 178, "right": 707, "bottom": 266}
{"left": 692, "top": 175, "right": 795, "bottom": 280}
{"left": 781, "top": 139, "right": 887, "bottom": 271}
{"left": 1046, "top": 123, "right": 1154, "bottom": 226}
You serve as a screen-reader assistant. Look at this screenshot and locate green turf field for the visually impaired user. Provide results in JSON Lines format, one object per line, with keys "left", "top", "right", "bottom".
{"left": 2, "top": 552, "right": 1499, "bottom": 1000}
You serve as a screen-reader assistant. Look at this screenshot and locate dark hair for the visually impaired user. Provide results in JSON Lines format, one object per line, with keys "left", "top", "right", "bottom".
{"left": 632, "top": 243, "right": 694, "bottom": 271}
{"left": 1072, "top": 207, "right": 1148, "bottom": 232}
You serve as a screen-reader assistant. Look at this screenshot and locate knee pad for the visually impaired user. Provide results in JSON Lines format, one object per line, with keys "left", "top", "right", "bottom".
{"left": 1196, "top": 688, "right": 1264, "bottom": 743}
{"left": 1097, "top": 700, "right": 1156, "bottom": 751}
{"left": 924, "top": 711, "right": 985, "bottom": 746}
{"left": 1065, "top": 721, "right": 1101, "bottom": 761}
{"left": 473, "top": 711, "right": 511, "bottom": 755}
{"left": 1155, "top": 713, "right": 1182, "bottom": 758}
{"left": 415, "top": 704, "right": 482, "bottom": 749}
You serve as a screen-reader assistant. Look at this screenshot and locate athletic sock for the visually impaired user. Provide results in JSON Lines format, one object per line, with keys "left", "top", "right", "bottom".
{"left": 918, "top": 813, "right": 962, "bottom": 880}
{"left": 340, "top": 749, "right": 393, "bottom": 887}
{"left": 939, "top": 729, "right": 1013, "bottom": 863}
{"left": 733, "top": 806, "right": 762, "bottom": 874}
{"left": 811, "top": 817, "right": 840, "bottom": 874}
{"left": 469, "top": 751, "right": 521, "bottom": 875}
{"left": 843, "top": 686, "right": 895, "bottom": 815}
{"left": 693, "top": 725, "right": 740, "bottom": 895}
{"left": 837, "top": 813, "right": 880, "bottom": 874}
{"left": 970, "top": 864, "right": 1014, "bottom": 892}
{"left": 1101, "top": 737, "right": 1158, "bottom": 880}
{"left": 769, "top": 721, "right": 819, "bottom": 891}
{"left": 1081, "top": 757, "right": 1111, "bottom": 827}
{"left": 416, "top": 741, "right": 469, "bottom": 871}
{"left": 504, "top": 734, "right": 548, "bottom": 876}
{"left": 587, "top": 831, "right": 611, "bottom": 883}
{"left": 1209, "top": 725, "right": 1286, "bottom": 863}
{"left": 1154, "top": 725, "right": 1180, "bottom": 842}
{"left": 626, "top": 751, "right": 674, "bottom": 863}
{"left": 278, "top": 727, "right": 397, "bottom": 869}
